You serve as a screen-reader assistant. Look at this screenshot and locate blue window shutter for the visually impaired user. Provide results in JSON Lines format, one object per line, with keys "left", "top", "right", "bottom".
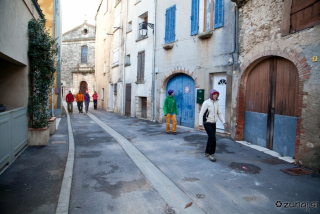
{"left": 191, "top": 0, "right": 199, "bottom": 35}
{"left": 214, "top": 0, "right": 224, "bottom": 29}
{"left": 165, "top": 5, "right": 176, "bottom": 44}
{"left": 171, "top": 5, "right": 176, "bottom": 42}
{"left": 165, "top": 8, "right": 170, "bottom": 43}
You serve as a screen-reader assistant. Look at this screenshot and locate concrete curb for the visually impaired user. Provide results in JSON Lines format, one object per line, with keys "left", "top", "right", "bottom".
{"left": 87, "top": 112, "right": 205, "bottom": 214}
{"left": 55, "top": 106, "right": 75, "bottom": 214}
{"left": 236, "top": 141, "right": 295, "bottom": 163}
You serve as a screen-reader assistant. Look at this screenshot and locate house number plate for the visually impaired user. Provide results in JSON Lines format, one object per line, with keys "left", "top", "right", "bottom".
{"left": 185, "top": 86, "right": 189, "bottom": 93}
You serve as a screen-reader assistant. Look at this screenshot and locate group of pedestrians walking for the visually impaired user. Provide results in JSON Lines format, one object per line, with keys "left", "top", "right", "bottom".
{"left": 65, "top": 90, "right": 98, "bottom": 114}
{"left": 68, "top": 87, "right": 225, "bottom": 163}
{"left": 163, "top": 88, "right": 226, "bottom": 162}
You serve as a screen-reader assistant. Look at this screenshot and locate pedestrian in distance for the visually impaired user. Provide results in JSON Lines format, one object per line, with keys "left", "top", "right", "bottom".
{"left": 163, "top": 89, "right": 178, "bottom": 135}
{"left": 76, "top": 90, "right": 84, "bottom": 113}
{"left": 92, "top": 91, "right": 98, "bottom": 110}
{"left": 84, "top": 90, "right": 90, "bottom": 113}
{"left": 199, "top": 89, "right": 227, "bottom": 162}
{"left": 66, "top": 90, "right": 74, "bottom": 114}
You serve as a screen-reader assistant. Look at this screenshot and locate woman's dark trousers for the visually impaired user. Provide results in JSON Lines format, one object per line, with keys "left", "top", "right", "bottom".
{"left": 77, "top": 102, "right": 83, "bottom": 112}
{"left": 93, "top": 100, "right": 97, "bottom": 109}
{"left": 204, "top": 122, "right": 217, "bottom": 155}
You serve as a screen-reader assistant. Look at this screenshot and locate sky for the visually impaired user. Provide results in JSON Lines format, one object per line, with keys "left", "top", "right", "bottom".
{"left": 61, "top": 0, "right": 101, "bottom": 33}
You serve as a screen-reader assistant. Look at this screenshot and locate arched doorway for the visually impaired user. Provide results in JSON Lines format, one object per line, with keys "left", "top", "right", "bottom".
{"left": 166, "top": 74, "right": 195, "bottom": 128}
{"left": 244, "top": 57, "right": 299, "bottom": 157}
{"left": 80, "top": 81, "right": 88, "bottom": 94}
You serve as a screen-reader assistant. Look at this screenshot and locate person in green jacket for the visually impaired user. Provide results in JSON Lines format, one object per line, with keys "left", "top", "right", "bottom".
{"left": 163, "top": 89, "right": 178, "bottom": 134}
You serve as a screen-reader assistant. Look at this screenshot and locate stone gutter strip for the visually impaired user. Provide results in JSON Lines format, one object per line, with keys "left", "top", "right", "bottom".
{"left": 87, "top": 112, "right": 205, "bottom": 214}
{"left": 236, "top": 141, "right": 295, "bottom": 163}
{"left": 56, "top": 106, "right": 75, "bottom": 214}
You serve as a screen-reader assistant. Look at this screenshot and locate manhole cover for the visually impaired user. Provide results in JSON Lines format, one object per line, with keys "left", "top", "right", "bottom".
{"left": 281, "top": 167, "right": 313, "bottom": 176}
{"left": 165, "top": 208, "right": 175, "bottom": 214}
{"left": 196, "top": 194, "right": 206, "bottom": 198}
{"left": 261, "top": 158, "right": 285, "bottom": 165}
{"left": 228, "top": 162, "right": 261, "bottom": 174}
{"left": 52, "top": 141, "right": 66, "bottom": 144}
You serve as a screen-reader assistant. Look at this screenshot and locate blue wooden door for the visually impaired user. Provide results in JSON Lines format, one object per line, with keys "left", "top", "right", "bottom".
{"left": 167, "top": 74, "right": 195, "bottom": 128}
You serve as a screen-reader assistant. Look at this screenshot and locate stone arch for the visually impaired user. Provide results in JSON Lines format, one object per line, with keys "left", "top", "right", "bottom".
{"left": 236, "top": 48, "right": 311, "bottom": 159}
{"left": 161, "top": 67, "right": 200, "bottom": 90}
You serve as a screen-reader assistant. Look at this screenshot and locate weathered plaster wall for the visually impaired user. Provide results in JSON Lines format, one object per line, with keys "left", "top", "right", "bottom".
{"left": 0, "top": 0, "right": 42, "bottom": 108}
{"left": 236, "top": 0, "right": 320, "bottom": 171}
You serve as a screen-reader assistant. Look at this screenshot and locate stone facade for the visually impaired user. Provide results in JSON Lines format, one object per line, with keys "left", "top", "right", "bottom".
{"left": 61, "top": 21, "right": 95, "bottom": 97}
{"left": 234, "top": 0, "right": 320, "bottom": 171}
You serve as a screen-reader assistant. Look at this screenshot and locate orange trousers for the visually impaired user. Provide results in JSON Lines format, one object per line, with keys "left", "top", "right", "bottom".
{"left": 165, "top": 114, "right": 177, "bottom": 133}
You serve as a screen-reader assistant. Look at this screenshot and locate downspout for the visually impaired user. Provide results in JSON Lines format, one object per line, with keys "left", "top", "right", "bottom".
{"left": 151, "top": 0, "right": 157, "bottom": 122}
{"left": 122, "top": 0, "right": 128, "bottom": 116}
{"left": 51, "top": 0, "right": 56, "bottom": 117}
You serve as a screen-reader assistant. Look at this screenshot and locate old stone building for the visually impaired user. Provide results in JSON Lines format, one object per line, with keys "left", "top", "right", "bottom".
{"left": 232, "top": 0, "right": 320, "bottom": 171}
{"left": 61, "top": 21, "right": 96, "bottom": 97}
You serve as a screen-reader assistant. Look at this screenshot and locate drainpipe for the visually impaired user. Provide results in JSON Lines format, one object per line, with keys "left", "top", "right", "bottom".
{"left": 51, "top": 0, "right": 56, "bottom": 117}
{"left": 151, "top": 0, "right": 157, "bottom": 122}
{"left": 122, "top": 0, "right": 128, "bottom": 116}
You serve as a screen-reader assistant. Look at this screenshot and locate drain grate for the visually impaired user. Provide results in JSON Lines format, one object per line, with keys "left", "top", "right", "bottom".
{"left": 261, "top": 158, "right": 285, "bottom": 165}
{"left": 196, "top": 194, "right": 206, "bottom": 198}
{"left": 51, "top": 141, "right": 66, "bottom": 144}
{"left": 281, "top": 167, "right": 313, "bottom": 176}
{"left": 165, "top": 208, "right": 175, "bottom": 214}
{"left": 228, "top": 162, "right": 261, "bottom": 174}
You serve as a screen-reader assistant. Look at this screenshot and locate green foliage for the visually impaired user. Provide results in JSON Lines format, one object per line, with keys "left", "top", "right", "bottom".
{"left": 28, "top": 19, "right": 58, "bottom": 128}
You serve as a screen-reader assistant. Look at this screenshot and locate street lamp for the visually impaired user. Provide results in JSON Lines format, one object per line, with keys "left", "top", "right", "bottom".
{"left": 139, "top": 22, "right": 154, "bottom": 38}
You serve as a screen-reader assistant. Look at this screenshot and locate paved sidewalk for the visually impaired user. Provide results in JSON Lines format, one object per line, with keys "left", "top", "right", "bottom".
{"left": 0, "top": 114, "right": 69, "bottom": 214}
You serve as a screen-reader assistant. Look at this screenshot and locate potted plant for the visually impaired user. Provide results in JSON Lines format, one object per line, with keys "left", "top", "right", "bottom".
{"left": 27, "top": 18, "right": 58, "bottom": 146}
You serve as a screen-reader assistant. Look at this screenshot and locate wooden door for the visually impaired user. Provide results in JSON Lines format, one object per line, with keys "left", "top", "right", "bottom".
{"left": 141, "top": 97, "right": 147, "bottom": 118}
{"left": 80, "top": 81, "right": 88, "bottom": 94}
{"left": 125, "top": 84, "right": 131, "bottom": 116}
{"left": 166, "top": 74, "right": 195, "bottom": 128}
{"left": 211, "top": 73, "right": 227, "bottom": 129}
{"left": 244, "top": 57, "right": 299, "bottom": 157}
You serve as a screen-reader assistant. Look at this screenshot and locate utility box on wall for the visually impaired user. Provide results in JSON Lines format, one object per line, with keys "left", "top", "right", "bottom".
{"left": 197, "top": 89, "right": 204, "bottom": 104}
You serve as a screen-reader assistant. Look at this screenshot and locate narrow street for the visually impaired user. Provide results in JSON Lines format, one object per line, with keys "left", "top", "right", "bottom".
{"left": 68, "top": 103, "right": 320, "bottom": 213}
{"left": 1, "top": 103, "right": 319, "bottom": 214}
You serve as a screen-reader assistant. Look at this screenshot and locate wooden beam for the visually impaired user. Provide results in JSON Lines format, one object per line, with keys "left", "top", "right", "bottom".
{"left": 281, "top": 0, "right": 293, "bottom": 36}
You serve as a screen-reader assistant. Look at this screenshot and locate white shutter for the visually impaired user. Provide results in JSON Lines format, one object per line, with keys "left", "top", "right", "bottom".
{"left": 114, "top": 12, "right": 120, "bottom": 28}
{"left": 113, "top": 48, "right": 119, "bottom": 65}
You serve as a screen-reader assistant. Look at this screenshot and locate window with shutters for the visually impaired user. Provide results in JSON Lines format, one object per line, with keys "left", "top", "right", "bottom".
{"left": 191, "top": 0, "right": 200, "bottom": 35}
{"left": 113, "top": 48, "right": 119, "bottom": 66}
{"left": 199, "top": 0, "right": 224, "bottom": 32}
{"left": 282, "top": 0, "right": 320, "bottom": 36}
{"left": 81, "top": 45, "right": 88, "bottom": 63}
{"left": 165, "top": 5, "right": 176, "bottom": 44}
{"left": 137, "top": 51, "right": 145, "bottom": 82}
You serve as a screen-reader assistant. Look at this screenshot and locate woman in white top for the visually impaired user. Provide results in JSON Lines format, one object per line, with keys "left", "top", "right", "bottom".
{"left": 199, "top": 89, "right": 227, "bottom": 162}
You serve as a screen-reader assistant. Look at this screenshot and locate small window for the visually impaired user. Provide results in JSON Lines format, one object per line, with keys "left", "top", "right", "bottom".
{"left": 81, "top": 46, "right": 88, "bottom": 63}
{"left": 125, "top": 54, "right": 131, "bottom": 66}
{"left": 114, "top": 83, "right": 117, "bottom": 94}
{"left": 137, "top": 51, "right": 145, "bottom": 82}
{"left": 165, "top": 5, "right": 176, "bottom": 44}
{"left": 113, "top": 49, "right": 119, "bottom": 66}
{"left": 101, "top": 88, "right": 104, "bottom": 100}
{"left": 218, "top": 79, "right": 227, "bottom": 85}
{"left": 200, "top": 0, "right": 224, "bottom": 32}
{"left": 127, "top": 21, "right": 132, "bottom": 32}
{"left": 83, "top": 28, "right": 88, "bottom": 34}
